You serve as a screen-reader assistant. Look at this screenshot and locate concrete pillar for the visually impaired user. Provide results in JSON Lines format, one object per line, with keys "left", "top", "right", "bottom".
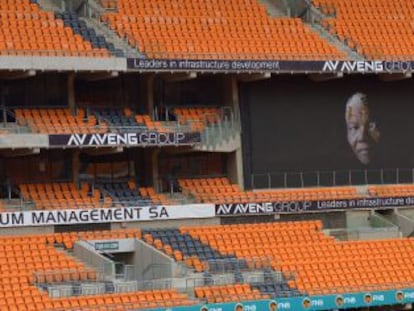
{"left": 67, "top": 72, "right": 76, "bottom": 113}
{"left": 152, "top": 149, "right": 160, "bottom": 191}
{"left": 223, "top": 75, "right": 245, "bottom": 190}
{"left": 72, "top": 150, "right": 80, "bottom": 186}
{"left": 142, "top": 148, "right": 159, "bottom": 189}
{"left": 146, "top": 74, "right": 155, "bottom": 116}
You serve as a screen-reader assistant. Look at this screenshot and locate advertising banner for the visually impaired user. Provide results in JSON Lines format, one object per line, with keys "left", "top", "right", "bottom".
{"left": 215, "top": 196, "right": 414, "bottom": 215}
{"left": 127, "top": 59, "right": 414, "bottom": 74}
{"left": 48, "top": 132, "right": 201, "bottom": 147}
{"left": 0, "top": 204, "right": 214, "bottom": 227}
{"left": 143, "top": 288, "right": 414, "bottom": 310}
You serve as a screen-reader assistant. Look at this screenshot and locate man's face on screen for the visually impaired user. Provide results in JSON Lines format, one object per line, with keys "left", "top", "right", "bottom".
{"left": 346, "top": 100, "right": 379, "bottom": 165}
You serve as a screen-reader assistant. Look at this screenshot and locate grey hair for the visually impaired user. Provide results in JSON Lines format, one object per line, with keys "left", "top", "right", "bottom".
{"left": 345, "top": 92, "right": 368, "bottom": 120}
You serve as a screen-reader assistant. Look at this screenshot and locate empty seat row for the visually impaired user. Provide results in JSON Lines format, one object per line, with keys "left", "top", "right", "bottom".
{"left": 101, "top": 0, "right": 346, "bottom": 60}
{"left": 313, "top": 0, "right": 414, "bottom": 60}
{"left": 0, "top": 0, "right": 110, "bottom": 57}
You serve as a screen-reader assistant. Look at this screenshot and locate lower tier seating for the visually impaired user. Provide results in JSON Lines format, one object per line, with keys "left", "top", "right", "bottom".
{"left": 182, "top": 221, "right": 414, "bottom": 295}
{"left": 0, "top": 229, "right": 197, "bottom": 310}
{"left": 1, "top": 224, "right": 414, "bottom": 309}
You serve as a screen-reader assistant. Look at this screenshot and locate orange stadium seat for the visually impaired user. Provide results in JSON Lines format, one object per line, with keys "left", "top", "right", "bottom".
{"left": 173, "top": 107, "right": 221, "bottom": 132}
{"left": 313, "top": 0, "right": 414, "bottom": 60}
{"left": 19, "top": 182, "right": 112, "bottom": 210}
{"left": 101, "top": 0, "right": 346, "bottom": 60}
{"left": 0, "top": 0, "right": 110, "bottom": 57}
{"left": 182, "top": 221, "right": 414, "bottom": 295}
{"left": 15, "top": 108, "right": 108, "bottom": 134}
{"left": 178, "top": 177, "right": 361, "bottom": 204}
{"left": 0, "top": 229, "right": 198, "bottom": 311}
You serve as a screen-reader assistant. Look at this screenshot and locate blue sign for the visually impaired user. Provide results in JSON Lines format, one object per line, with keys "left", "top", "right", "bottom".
{"left": 142, "top": 288, "right": 414, "bottom": 311}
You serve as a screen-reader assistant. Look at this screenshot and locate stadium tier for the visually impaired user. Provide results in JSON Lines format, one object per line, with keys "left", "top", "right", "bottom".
{"left": 0, "top": 0, "right": 110, "bottom": 57}
{"left": 15, "top": 181, "right": 175, "bottom": 210}
{"left": 101, "top": 0, "right": 345, "bottom": 60}
{"left": 178, "top": 177, "right": 362, "bottom": 204}
{"left": 14, "top": 108, "right": 184, "bottom": 135}
{"left": 2, "top": 0, "right": 414, "bottom": 310}
{"left": 0, "top": 224, "right": 412, "bottom": 310}
{"left": 15, "top": 108, "right": 107, "bottom": 134}
{"left": 313, "top": 0, "right": 414, "bottom": 60}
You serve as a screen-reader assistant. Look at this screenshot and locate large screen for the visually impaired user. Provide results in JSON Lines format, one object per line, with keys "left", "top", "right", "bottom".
{"left": 240, "top": 76, "right": 414, "bottom": 188}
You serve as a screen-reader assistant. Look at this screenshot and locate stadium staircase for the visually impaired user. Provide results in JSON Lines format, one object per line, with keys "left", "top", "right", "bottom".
{"left": 304, "top": 3, "right": 365, "bottom": 60}
{"left": 36, "top": 0, "right": 141, "bottom": 58}
{"left": 194, "top": 111, "right": 242, "bottom": 153}
{"left": 258, "top": 0, "right": 287, "bottom": 17}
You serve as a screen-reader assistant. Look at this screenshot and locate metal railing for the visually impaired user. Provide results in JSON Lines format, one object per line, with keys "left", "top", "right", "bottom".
{"left": 251, "top": 168, "right": 414, "bottom": 189}
{"left": 16, "top": 120, "right": 202, "bottom": 135}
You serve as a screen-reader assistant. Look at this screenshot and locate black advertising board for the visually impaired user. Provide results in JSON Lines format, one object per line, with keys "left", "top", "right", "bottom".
{"left": 48, "top": 132, "right": 201, "bottom": 147}
{"left": 127, "top": 59, "right": 414, "bottom": 74}
{"left": 215, "top": 196, "right": 414, "bottom": 216}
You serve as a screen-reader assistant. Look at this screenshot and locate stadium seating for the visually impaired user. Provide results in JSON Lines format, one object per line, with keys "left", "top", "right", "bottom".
{"left": 195, "top": 284, "right": 265, "bottom": 303}
{"left": 0, "top": 0, "right": 110, "bottom": 57}
{"left": 142, "top": 227, "right": 298, "bottom": 298}
{"left": 1, "top": 223, "right": 414, "bottom": 309}
{"left": 97, "top": 180, "right": 153, "bottom": 206}
{"left": 15, "top": 108, "right": 108, "bottom": 134}
{"left": 19, "top": 182, "right": 112, "bottom": 210}
{"left": 182, "top": 221, "right": 414, "bottom": 295}
{"left": 93, "top": 108, "right": 171, "bottom": 133}
{"left": 173, "top": 107, "right": 221, "bottom": 132}
{"left": 313, "top": 0, "right": 414, "bottom": 59}
{"left": 0, "top": 229, "right": 198, "bottom": 310}
{"left": 369, "top": 184, "right": 414, "bottom": 197}
{"left": 56, "top": 11, "right": 124, "bottom": 57}
{"left": 179, "top": 177, "right": 361, "bottom": 204}
{"left": 101, "top": 0, "right": 346, "bottom": 60}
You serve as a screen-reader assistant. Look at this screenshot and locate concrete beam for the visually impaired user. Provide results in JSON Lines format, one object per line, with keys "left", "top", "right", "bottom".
{"left": 77, "top": 71, "right": 119, "bottom": 81}
{"left": 0, "top": 70, "right": 36, "bottom": 80}
{"left": 379, "top": 72, "right": 412, "bottom": 81}
{"left": 237, "top": 72, "right": 271, "bottom": 82}
{"left": 0, "top": 148, "right": 40, "bottom": 157}
{"left": 160, "top": 72, "right": 197, "bottom": 82}
{"left": 80, "top": 147, "right": 124, "bottom": 155}
{"left": 308, "top": 72, "right": 344, "bottom": 81}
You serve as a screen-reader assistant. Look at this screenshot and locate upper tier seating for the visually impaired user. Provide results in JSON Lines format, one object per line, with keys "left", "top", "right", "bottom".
{"left": 19, "top": 182, "right": 112, "bottom": 210}
{"left": 56, "top": 11, "right": 124, "bottom": 57}
{"left": 313, "top": 0, "right": 414, "bottom": 59}
{"left": 15, "top": 108, "right": 108, "bottom": 134}
{"left": 0, "top": 0, "right": 110, "bottom": 57}
{"left": 101, "top": 0, "right": 346, "bottom": 60}
{"left": 179, "top": 177, "right": 361, "bottom": 204}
